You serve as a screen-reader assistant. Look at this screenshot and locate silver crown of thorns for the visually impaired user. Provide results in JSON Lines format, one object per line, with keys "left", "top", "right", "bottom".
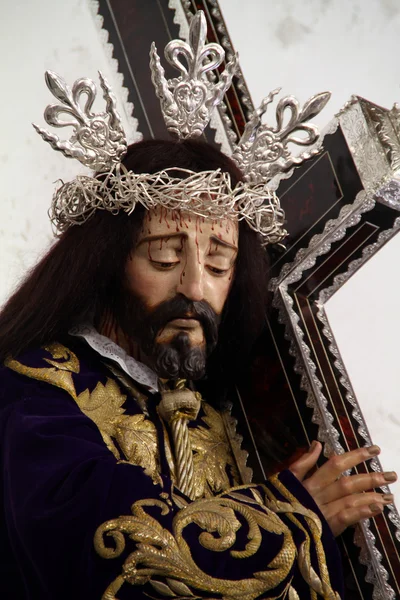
{"left": 34, "top": 11, "right": 330, "bottom": 244}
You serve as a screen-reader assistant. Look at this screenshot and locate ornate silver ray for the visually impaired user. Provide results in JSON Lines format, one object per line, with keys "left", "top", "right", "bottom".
{"left": 150, "top": 10, "right": 238, "bottom": 139}
{"left": 33, "top": 70, "right": 127, "bottom": 171}
{"left": 232, "top": 88, "right": 331, "bottom": 182}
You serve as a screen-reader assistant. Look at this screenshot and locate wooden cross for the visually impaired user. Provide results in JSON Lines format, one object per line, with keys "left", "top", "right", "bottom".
{"left": 96, "top": 1, "right": 400, "bottom": 596}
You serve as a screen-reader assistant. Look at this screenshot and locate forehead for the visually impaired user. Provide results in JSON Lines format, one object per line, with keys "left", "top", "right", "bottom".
{"left": 139, "top": 207, "right": 238, "bottom": 245}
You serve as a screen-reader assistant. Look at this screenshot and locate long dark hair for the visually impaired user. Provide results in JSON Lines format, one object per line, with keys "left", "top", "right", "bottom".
{"left": 0, "top": 139, "right": 269, "bottom": 385}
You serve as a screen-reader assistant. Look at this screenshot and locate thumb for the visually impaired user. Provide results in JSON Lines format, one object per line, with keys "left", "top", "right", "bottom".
{"left": 289, "top": 441, "right": 322, "bottom": 482}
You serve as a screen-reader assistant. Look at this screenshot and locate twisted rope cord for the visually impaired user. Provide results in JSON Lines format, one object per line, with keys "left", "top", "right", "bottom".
{"left": 170, "top": 415, "right": 196, "bottom": 500}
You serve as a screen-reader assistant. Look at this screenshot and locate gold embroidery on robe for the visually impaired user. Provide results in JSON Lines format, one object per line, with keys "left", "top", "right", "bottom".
{"left": 6, "top": 343, "right": 247, "bottom": 494}
{"left": 221, "top": 407, "right": 253, "bottom": 485}
{"left": 268, "top": 475, "right": 339, "bottom": 600}
{"left": 6, "top": 344, "right": 161, "bottom": 483}
{"left": 5, "top": 342, "right": 80, "bottom": 400}
{"left": 189, "top": 402, "right": 242, "bottom": 499}
{"left": 94, "top": 480, "right": 340, "bottom": 600}
{"left": 114, "top": 414, "right": 161, "bottom": 484}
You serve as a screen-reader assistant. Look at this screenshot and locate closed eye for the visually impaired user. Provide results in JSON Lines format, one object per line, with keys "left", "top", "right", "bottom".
{"left": 207, "top": 266, "right": 230, "bottom": 276}
{"left": 150, "top": 260, "right": 179, "bottom": 270}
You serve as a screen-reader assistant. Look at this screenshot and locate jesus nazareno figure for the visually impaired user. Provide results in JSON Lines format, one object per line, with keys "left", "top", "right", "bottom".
{"left": 0, "top": 12, "right": 396, "bottom": 600}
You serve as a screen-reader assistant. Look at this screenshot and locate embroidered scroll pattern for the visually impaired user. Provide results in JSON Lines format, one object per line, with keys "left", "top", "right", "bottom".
{"left": 7, "top": 344, "right": 339, "bottom": 598}
{"left": 95, "top": 481, "right": 340, "bottom": 600}
{"left": 269, "top": 475, "right": 339, "bottom": 600}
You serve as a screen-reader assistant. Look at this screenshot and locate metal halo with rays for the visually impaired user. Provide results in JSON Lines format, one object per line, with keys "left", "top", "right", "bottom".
{"left": 34, "top": 9, "right": 331, "bottom": 246}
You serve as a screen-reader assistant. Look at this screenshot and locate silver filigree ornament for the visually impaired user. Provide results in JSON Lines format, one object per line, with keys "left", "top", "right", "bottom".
{"left": 232, "top": 88, "right": 331, "bottom": 182}
{"left": 33, "top": 9, "right": 333, "bottom": 246}
{"left": 33, "top": 70, "right": 127, "bottom": 171}
{"left": 150, "top": 10, "right": 238, "bottom": 138}
{"left": 48, "top": 166, "right": 284, "bottom": 245}
{"left": 35, "top": 68, "right": 284, "bottom": 243}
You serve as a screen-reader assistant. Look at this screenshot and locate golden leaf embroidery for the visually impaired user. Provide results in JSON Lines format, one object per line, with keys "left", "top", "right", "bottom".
{"left": 220, "top": 408, "right": 253, "bottom": 485}
{"left": 289, "top": 585, "right": 300, "bottom": 600}
{"left": 42, "top": 343, "right": 80, "bottom": 373}
{"left": 75, "top": 378, "right": 127, "bottom": 459}
{"left": 115, "top": 414, "right": 161, "bottom": 484}
{"left": 76, "top": 379, "right": 127, "bottom": 437}
{"left": 6, "top": 342, "right": 80, "bottom": 400}
{"left": 165, "top": 578, "right": 194, "bottom": 596}
{"left": 150, "top": 580, "right": 178, "bottom": 597}
{"left": 76, "top": 381, "right": 161, "bottom": 482}
{"left": 189, "top": 403, "right": 241, "bottom": 499}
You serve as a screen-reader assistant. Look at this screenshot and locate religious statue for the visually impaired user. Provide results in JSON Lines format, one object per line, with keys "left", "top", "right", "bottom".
{"left": 0, "top": 12, "right": 395, "bottom": 600}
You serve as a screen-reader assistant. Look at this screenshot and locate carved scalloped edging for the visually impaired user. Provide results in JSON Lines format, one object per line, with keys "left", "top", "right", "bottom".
{"left": 317, "top": 304, "right": 400, "bottom": 554}
{"left": 274, "top": 289, "right": 341, "bottom": 458}
{"left": 168, "top": 0, "right": 189, "bottom": 38}
{"left": 270, "top": 186, "right": 368, "bottom": 456}
{"left": 89, "top": 0, "right": 142, "bottom": 143}
{"left": 270, "top": 187, "right": 373, "bottom": 292}
{"left": 318, "top": 214, "right": 400, "bottom": 307}
{"left": 207, "top": 0, "right": 254, "bottom": 118}
{"left": 315, "top": 213, "right": 400, "bottom": 550}
{"left": 354, "top": 521, "right": 396, "bottom": 600}
{"left": 273, "top": 188, "right": 397, "bottom": 598}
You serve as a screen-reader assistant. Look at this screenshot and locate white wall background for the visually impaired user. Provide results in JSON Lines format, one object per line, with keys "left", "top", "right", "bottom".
{"left": 1, "top": 1, "right": 400, "bottom": 488}
{"left": 219, "top": 0, "right": 400, "bottom": 124}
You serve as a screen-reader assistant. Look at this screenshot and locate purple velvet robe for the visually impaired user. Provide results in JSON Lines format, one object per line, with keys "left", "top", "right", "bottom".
{"left": 0, "top": 339, "right": 344, "bottom": 599}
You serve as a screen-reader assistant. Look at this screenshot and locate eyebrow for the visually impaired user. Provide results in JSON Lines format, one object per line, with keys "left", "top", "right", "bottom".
{"left": 138, "top": 232, "right": 238, "bottom": 251}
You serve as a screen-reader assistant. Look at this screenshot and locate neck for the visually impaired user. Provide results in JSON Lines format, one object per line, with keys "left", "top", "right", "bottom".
{"left": 96, "top": 308, "right": 147, "bottom": 364}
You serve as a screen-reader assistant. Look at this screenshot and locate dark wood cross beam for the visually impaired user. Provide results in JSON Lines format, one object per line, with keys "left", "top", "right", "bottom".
{"left": 98, "top": 0, "right": 181, "bottom": 139}
{"left": 97, "top": 2, "right": 400, "bottom": 597}
{"left": 240, "top": 125, "right": 400, "bottom": 599}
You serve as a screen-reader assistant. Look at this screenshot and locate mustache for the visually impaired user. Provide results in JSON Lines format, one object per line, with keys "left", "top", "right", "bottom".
{"left": 147, "top": 295, "right": 220, "bottom": 351}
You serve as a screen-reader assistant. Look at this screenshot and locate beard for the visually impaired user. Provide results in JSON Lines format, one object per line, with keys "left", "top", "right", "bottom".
{"left": 114, "top": 290, "right": 220, "bottom": 381}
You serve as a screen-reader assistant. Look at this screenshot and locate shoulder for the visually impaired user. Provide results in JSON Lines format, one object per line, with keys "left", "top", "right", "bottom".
{"left": 0, "top": 339, "right": 110, "bottom": 407}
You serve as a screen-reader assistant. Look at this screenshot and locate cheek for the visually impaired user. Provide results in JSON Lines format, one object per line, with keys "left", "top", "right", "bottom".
{"left": 207, "top": 276, "right": 233, "bottom": 315}
{"left": 125, "top": 259, "right": 168, "bottom": 308}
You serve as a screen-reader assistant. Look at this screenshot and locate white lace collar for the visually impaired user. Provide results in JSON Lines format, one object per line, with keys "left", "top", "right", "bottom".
{"left": 69, "top": 322, "right": 159, "bottom": 393}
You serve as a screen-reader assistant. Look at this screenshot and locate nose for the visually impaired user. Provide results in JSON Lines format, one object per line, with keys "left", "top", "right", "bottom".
{"left": 176, "top": 258, "right": 204, "bottom": 302}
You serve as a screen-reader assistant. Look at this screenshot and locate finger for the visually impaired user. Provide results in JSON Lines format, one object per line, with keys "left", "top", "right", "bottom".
{"left": 323, "top": 493, "right": 393, "bottom": 537}
{"left": 289, "top": 441, "right": 322, "bottom": 482}
{"left": 310, "top": 470, "right": 398, "bottom": 505}
{"left": 304, "top": 445, "right": 381, "bottom": 491}
{"left": 322, "top": 491, "right": 393, "bottom": 518}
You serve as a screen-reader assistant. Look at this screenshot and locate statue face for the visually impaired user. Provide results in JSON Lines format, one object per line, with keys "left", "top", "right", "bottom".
{"left": 122, "top": 206, "right": 238, "bottom": 379}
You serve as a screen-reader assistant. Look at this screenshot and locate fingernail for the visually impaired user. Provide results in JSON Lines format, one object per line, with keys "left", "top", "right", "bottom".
{"left": 308, "top": 441, "right": 318, "bottom": 453}
{"left": 369, "top": 503, "right": 383, "bottom": 513}
{"left": 383, "top": 472, "right": 397, "bottom": 483}
{"left": 367, "top": 445, "right": 381, "bottom": 456}
{"left": 383, "top": 494, "right": 394, "bottom": 503}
